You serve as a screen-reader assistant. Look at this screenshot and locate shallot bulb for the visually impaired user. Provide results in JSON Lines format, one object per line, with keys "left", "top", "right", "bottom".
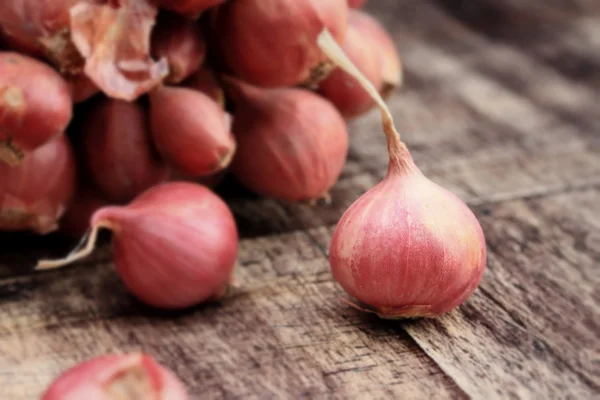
{"left": 0, "top": 52, "right": 73, "bottom": 165}
{"left": 224, "top": 77, "right": 349, "bottom": 201}
{"left": 41, "top": 353, "right": 188, "bottom": 399}
{"left": 184, "top": 68, "right": 225, "bottom": 108}
{"left": 149, "top": 85, "right": 235, "bottom": 177}
{"left": 38, "top": 182, "right": 239, "bottom": 309}
{"left": 152, "top": 12, "right": 206, "bottom": 84}
{"left": 158, "top": 0, "right": 226, "bottom": 18}
{"left": 319, "top": 30, "right": 486, "bottom": 318}
{"left": 0, "top": 135, "right": 76, "bottom": 235}
{"left": 215, "top": 0, "right": 349, "bottom": 87}
{"left": 318, "top": 22, "right": 382, "bottom": 118}
{"left": 349, "top": 10, "right": 403, "bottom": 97}
{"left": 0, "top": 0, "right": 85, "bottom": 74}
{"left": 82, "top": 98, "right": 170, "bottom": 203}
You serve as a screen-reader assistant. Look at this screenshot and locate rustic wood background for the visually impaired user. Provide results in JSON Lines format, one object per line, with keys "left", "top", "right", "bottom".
{"left": 1, "top": 0, "right": 599, "bottom": 398}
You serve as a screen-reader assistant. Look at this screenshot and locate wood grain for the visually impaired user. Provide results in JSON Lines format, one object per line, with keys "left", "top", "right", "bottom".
{"left": 0, "top": 0, "right": 599, "bottom": 398}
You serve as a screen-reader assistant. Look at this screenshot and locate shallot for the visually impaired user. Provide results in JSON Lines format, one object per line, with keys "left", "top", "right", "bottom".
{"left": 0, "top": 135, "right": 76, "bottom": 234}
{"left": 319, "top": 30, "right": 486, "bottom": 318}
{"left": 41, "top": 353, "right": 188, "bottom": 399}
{"left": 149, "top": 85, "right": 235, "bottom": 177}
{"left": 82, "top": 98, "right": 170, "bottom": 203}
{"left": 214, "top": 0, "right": 349, "bottom": 87}
{"left": 0, "top": 0, "right": 85, "bottom": 75}
{"left": 38, "top": 182, "right": 239, "bottom": 309}
{"left": 318, "top": 22, "right": 382, "bottom": 118}
{"left": 0, "top": 52, "right": 72, "bottom": 165}
{"left": 224, "top": 77, "right": 349, "bottom": 201}
{"left": 349, "top": 10, "right": 403, "bottom": 97}
{"left": 152, "top": 12, "right": 206, "bottom": 84}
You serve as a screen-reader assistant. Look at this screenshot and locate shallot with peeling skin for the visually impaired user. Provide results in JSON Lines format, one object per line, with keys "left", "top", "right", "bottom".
{"left": 0, "top": 135, "right": 76, "bottom": 234}
{"left": 152, "top": 12, "right": 206, "bottom": 84}
{"left": 82, "top": 98, "right": 170, "bottom": 203}
{"left": 319, "top": 30, "right": 486, "bottom": 318}
{"left": 159, "top": 0, "right": 226, "bottom": 19}
{"left": 224, "top": 77, "right": 349, "bottom": 202}
{"left": 0, "top": 52, "right": 73, "bottom": 165}
{"left": 349, "top": 10, "right": 403, "bottom": 97}
{"left": 70, "top": 0, "right": 169, "bottom": 101}
{"left": 41, "top": 353, "right": 188, "bottom": 399}
{"left": 318, "top": 21, "right": 383, "bottom": 118}
{"left": 215, "top": 0, "right": 349, "bottom": 87}
{"left": 38, "top": 182, "right": 238, "bottom": 309}
{"left": 149, "top": 85, "right": 235, "bottom": 177}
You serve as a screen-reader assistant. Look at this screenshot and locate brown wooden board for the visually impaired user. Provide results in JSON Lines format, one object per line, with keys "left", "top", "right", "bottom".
{"left": 0, "top": 0, "right": 599, "bottom": 398}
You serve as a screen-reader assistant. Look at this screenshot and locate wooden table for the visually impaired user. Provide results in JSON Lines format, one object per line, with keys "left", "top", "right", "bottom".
{"left": 1, "top": 1, "right": 599, "bottom": 398}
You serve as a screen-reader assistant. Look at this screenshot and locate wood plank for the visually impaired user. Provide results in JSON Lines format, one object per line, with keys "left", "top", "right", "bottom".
{"left": 0, "top": 232, "right": 464, "bottom": 399}
{"left": 309, "top": 188, "right": 600, "bottom": 399}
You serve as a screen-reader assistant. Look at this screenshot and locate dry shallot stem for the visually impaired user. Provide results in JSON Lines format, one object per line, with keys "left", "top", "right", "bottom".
{"left": 317, "top": 29, "right": 409, "bottom": 164}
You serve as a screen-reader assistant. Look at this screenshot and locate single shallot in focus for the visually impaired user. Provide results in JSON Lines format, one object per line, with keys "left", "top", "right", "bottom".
{"left": 319, "top": 30, "right": 486, "bottom": 318}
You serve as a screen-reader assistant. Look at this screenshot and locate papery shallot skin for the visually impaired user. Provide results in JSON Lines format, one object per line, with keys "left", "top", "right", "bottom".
{"left": 0, "top": 52, "right": 73, "bottom": 165}
{"left": 92, "top": 182, "right": 238, "bottom": 309}
{"left": 215, "top": 0, "right": 349, "bottom": 87}
{"left": 0, "top": 135, "right": 76, "bottom": 234}
{"left": 41, "top": 353, "right": 188, "bottom": 400}
{"left": 70, "top": 0, "right": 169, "bottom": 101}
{"left": 330, "top": 155, "right": 486, "bottom": 318}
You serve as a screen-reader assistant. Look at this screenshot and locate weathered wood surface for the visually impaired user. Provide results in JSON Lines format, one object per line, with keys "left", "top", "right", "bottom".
{"left": 1, "top": 1, "right": 599, "bottom": 399}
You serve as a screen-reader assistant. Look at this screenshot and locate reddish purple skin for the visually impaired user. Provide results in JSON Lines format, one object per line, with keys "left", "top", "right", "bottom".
{"left": 151, "top": 12, "right": 206, "bottom": 84}
{"left": 41, "top": 353, "right": 188, "bottom": 400}
{"left": 83, "top": 98, "right": 169, "bottom": 203}
{"left": 318, "top": 23, "right": 382, "bottom": 118}
{"left": 230, "top": 85, "right": 349, "bottom": 201}
{"left": 149, "top": 86, "right": 235, "bottom": 177}
{"left": 330, "top": 157, "right": 486, "bottom": 317}
{"left": 348, "top": 0, "right": 367, "bottom": 8}
{"left": 0, "top": 135, "right": 76, "bottom": 234}
{"left": 0, "top": 52, "right": 72, "bottom": 156}
{"left": 92, "top": 182, "right": 238, "bottom": 309}
{"left": 159, "top": 0, "right": 225, "bottom": 17}
{"left": 215, "top": 0, "right": 349, "bottom": 87}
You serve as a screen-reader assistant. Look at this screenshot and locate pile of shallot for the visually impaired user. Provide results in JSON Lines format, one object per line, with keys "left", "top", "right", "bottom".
{"left": 1, "top": 0, "right": 487, "bottom": 396}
